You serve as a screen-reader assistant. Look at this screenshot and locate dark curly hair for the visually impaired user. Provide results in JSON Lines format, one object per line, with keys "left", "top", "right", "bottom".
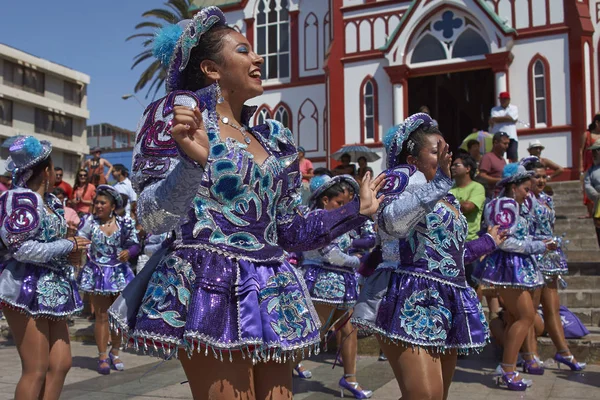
{"left": 182, "top": 25, "right": 237, "bottom": 91}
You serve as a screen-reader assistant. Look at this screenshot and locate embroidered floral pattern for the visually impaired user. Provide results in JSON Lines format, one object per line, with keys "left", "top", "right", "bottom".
{"left": 312, "top": 271, "right": 346, "bottom": 300}
{"left": 36, "top": 272, "right": 71, "bottom": 308}
{"left": 138, "top": 255, "right": 196, "bottom": 328}
{"left": 259, "top": 272, "right": 315, "bottom": 341}
{"left": 400, "top": 288, "right": 452, "bottom": 341}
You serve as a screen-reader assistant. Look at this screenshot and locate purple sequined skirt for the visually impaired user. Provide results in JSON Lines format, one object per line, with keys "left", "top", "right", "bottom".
{"left": 78, "top": 262, "right": 135, "bottom": 295}
{"left": 109, "top": 247, "right": 321, "bottom": 362}
{"left": 0, "top": 260, "right": 82, "bottom": 319}
{"left": 535, "top": 247, "right": 568, "bottom": 277}
{"left": 302, "top": 264, "right": 358, "bottom": 309}
{"left": 473, "top": 250, "right": 544, "bottom": 289}
{"left": 352, "top": 268, "right": 489, "bottom": 354}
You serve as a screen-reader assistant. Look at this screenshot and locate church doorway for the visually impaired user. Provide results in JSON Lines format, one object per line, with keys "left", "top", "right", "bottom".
{"left": 408, "top": 68, "right": 495, "bottom": 151}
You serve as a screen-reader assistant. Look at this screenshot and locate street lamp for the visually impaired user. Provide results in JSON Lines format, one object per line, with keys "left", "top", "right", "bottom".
{"left": 122, "top": 94, "right": 145, "bottom": 108}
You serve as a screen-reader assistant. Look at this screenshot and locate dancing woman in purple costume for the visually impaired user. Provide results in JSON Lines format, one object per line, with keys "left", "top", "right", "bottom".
{"left": 353, "top": 114, "right": 502, "bottom": 400}
{"left": 77, "top": 185, "right": 139, "bottom": 374}
{"left": 519, "top": 157, "right": 585, "bottom": 373}
{"left": 0, "top": 136, "right": 90, "bottom": 399}
{"left": 299, "top": 175, "right": 372, "bottom": 398}
{"left": 473, "top": 163, "right": 556, "bottom": 391}
{"left": 108, "top": 7, "right": 383, "bottom": 399}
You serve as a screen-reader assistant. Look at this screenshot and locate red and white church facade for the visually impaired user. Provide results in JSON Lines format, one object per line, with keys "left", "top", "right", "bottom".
{"left": 192, "top": 0, "right": 600, "bottom": 179}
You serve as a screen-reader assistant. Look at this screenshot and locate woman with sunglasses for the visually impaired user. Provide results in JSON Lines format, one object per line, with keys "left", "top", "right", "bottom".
{"left": 70, "top": 169, "right": 96, "bottom": 217}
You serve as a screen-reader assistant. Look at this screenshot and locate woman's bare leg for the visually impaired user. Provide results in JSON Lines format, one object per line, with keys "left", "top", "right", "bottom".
{"left": 41, "top": 319, "right": 72, "bottom": 400}
{"left": 254, "top": 360, "right": 293, "bottom": 400}
{"left": 179, "top": 349, "right": 255, "bottom": 400}
{"left": 378, "top": 337, "right": 444, "bottom": 400}
{"left": 522, "top": 288, "right": 542, "bottom": 367}
{"left": 4, "top": 308, "right": 50, "bottom": 400}
{"left": 498, "top": 288, "right": 536, "bottom": 376}
{"left": 91, "top": 294, "right": 113, "bottom": 368}
{"left": 440, "top": 351, "right": 458, "bottom": 400}
{"left": 541, "top": 279, "right": 580, "bottom": 362}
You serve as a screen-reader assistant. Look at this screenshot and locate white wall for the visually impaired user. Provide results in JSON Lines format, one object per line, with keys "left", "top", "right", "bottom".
{"left": 509, "top": 34, "right": 570, "bottom": 128}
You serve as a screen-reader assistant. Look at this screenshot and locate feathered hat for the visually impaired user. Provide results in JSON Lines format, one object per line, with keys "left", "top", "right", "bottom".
{"left": 6, "top": 136, "right": 52, "bottom": 187}
{"left": 152, "top": 6, "right": 227, "bottom": 91}
{"left": 308, "top": 174, "right": 359, "bottom": 209}
{"left": 383, "top": 113, "right": 435, "bottom": 169}
{"left": 496, "top": 163, "right": 534, "bottom": 193}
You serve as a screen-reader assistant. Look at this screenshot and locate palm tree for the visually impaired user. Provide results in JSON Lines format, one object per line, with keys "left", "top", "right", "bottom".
{"left": 127, "top": 0, "right": 194, "bottom": 99}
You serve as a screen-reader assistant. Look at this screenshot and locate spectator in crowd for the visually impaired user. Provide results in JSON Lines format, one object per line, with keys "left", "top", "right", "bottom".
{"left": 583, "top": 140, "right": 600, "bottom": 247}
{"left": 313, "top": 167, "right": 333, "bottom": 178}
{"left": 490, "top": 92, "right": 519, "bottom": 162}
{"left": 580, "top": 114, "right": 600, "bottom": 217}
{"left": 527, "top": 140, "right": 564, "bottom": 180}
{"left": 356, "top": 156, "right": 374, "bottom": 181}
{"left": 478, "top": 132, "right": 509, "bottom": 198}
{"left": 82, "top": 147, "right": 113, "bottom": 186}
{"left": 0, "top": 171, "right": 12, "bottom": 193}
{"left": 332, "top": 153, "right": 356, "bottom": 176}
{"left": 298, "top": 147, "right": 313, "bottom": 205}
{"left": 467, "top": 139, "right": 482, "bottom": 166}
{"left": 52, "top": 187, "right": 80, "bottom": 232}
{"left": 112, "top": 164, "right": 137, "bottom": 220}
{"left": 450, "top": 154, "right": 486, "bottom": 287}
{"left": 70, "top": 168, "right": 96, "bottom": 216}
{"left": 53, "top": 166, "right": 73, "bottom": 199}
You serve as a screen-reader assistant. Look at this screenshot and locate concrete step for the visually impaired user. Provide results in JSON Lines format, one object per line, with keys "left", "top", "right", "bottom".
{"left": 559, "top": 289, "right": 600, "bottom": 308}
{"left": 550, "top": 180, "right": 584, "bottom": 191}
{"left": 555, "top": 206, "right": 591, "bottom": 218}
{"left": 568, "top": 262, "right": 600, "bottom": 276}
{"left": 565, "top": 237, "right": 599, "bottom": 251}
{"left": 569, "top": 307, "right": 600, "bottom": 326}
{"left": 353, "top": 326, "right": 600, "bottom": 364}
{"left": 563, "top": 250, "right": 600, "bottom": 263}
{"left": 564, "top": 275, "right": 600, "bottom": 290}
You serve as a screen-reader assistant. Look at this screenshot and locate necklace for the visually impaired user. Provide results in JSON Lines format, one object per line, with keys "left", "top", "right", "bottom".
{"left": 99, "top": 217, "right": 114, "bottom": 228}
{"left": 217, "top": 113, "right": 252, "bottom": 144}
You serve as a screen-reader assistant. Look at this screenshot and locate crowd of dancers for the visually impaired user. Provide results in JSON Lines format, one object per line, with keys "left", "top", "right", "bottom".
{"left": 0, "top": 6, "right": 588, "bottom": 400}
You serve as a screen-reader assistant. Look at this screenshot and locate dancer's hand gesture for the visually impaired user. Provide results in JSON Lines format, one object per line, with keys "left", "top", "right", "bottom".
{"left": 359, "top": 172, "right": 386, "bottom": 217}
{"left": 171, "top": 106, "right": 210, "bottom": 167}
{"left": 437, "top": 140, "right": 452, "bottom": 178}
{"left": 544, "top": 239, "right": 557, "bottom": 251}
{"left": 487, "top": 225, "right": 507, "bottom": 246}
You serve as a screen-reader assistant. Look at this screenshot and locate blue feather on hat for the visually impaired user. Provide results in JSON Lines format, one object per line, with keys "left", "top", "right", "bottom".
{"left": 502, "top": 163, "right": 520, "bottom": 178}
{"left": 153, "top": 24, "right": 184, "bottom": 66}
{"left": 383, "top": 125, "right": 401, "bottom": 151}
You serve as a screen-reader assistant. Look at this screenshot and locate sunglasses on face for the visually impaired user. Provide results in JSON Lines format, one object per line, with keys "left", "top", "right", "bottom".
{"left": 55, "top": 174, "right": 63, "bottom": 178}
{"left": 79, "top": 174, "right": 88, "bottom": 178}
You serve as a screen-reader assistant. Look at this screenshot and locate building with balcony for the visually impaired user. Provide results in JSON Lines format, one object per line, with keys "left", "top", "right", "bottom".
{"left": 86, "top": 123, "right": 136, "bottom": 173}
{"left": 0, "top": 43, "right": 90, "bottom": 184}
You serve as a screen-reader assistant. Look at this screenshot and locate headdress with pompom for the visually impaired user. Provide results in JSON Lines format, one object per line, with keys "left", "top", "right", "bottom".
{"left": 308, "top": 174, "right": 359, "bottom": 209}
{"left": 152, "top": 6, "right": 227, "bottom": 91}
{"left": 6, "top": 136, "right": 52, "bottom": 188}
{"left": 383, "top": 113, "right": 435, "bottom": 169}
{"left": 519, "top": 156, "right": 540, "bottom": 171}
{"left": 496, "top": 163, "right": 534, "bottom": 196}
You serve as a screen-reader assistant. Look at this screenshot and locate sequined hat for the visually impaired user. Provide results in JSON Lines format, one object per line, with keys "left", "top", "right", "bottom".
{"left": 383, "top": 113, "right": 435, "bottom": 169}
{"left": 152, "top": 6, "right": 227, "bottom": 91}
{"left": 6, "top": 136, "right": 52, "bottom": 187}
{"left": 519, "top": 156, "right": 541, "bottom": 170}
{"left": 96, "top": 184, "right": 125, "bottom": 210}
{"left": 496, "top": 163, "right": 534, "bottom": 189}
{"left": 308, "top": 174, "right": 359, "bottom": 209}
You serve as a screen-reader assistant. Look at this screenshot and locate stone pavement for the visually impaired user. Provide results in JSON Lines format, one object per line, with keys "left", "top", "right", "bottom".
{"left": 0, "top": 338, "right": 599, "bottom": 399}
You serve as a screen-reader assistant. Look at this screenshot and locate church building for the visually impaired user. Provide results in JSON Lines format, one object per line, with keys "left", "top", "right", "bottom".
{"left": 191, "top": 0, "right": 600, "bottom": 179}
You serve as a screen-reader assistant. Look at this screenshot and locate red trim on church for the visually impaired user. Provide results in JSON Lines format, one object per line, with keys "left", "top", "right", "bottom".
{"left": 527, "top": 54, "right": 553, "bottom": 128}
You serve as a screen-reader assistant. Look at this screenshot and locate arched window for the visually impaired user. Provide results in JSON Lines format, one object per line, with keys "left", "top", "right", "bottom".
{"left": 361, "top": 77, "right": 378, "bottom": 142}
{"left": 256, "top": 0, "right": 290, "bottom": 80}
{"left": 256, "top": 107, "right": 272, "bottom": 126}
{"left": 274, "top": 103, "right": 291, "bottom": 128}
{"left": 304, "top": 13, "right": 318, "bottom": 71}
{"left": 411, "top": 34, "right": 446, "bottom": 63}
{"left": 298, "top": 99, "right": 318, "bottom": 152}
{"left": 451, "top": 28, "right": 489, "bottom": 58}
{"left": 528, "top": 56, "right": 551, "bottom": 127}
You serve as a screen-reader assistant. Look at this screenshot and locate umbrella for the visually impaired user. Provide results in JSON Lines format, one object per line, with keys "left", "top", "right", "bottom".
{"left": 459, "top": 130, "right": 494, "bottom": 155}
{"left": 332, "top": 145, "right": 381, "bottom": 162}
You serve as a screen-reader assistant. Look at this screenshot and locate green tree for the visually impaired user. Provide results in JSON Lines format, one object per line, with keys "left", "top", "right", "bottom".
{"left": 128, "top": 0, "right": 194, "bottom": 99}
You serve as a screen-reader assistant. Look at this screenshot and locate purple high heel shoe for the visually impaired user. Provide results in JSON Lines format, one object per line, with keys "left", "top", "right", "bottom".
{"left": 339, "top": 374, "right": 372, "bottom": 399}
{"left": 294, "top": 364, "right": 312, "bottom": 379}
{"left": 109, "top": 351, "right": 125, "bottom": 371}
{"left": 97, "top": 357, "right": 110, "bottom": 375}
{"left": 522, "top": 354, "right": 545, "bottom": 375}
{"left": 494, "top": 364, "right": 531, "bottom": 391}
{"left": 554, "top": 352, "right": 586, "bottom": 371}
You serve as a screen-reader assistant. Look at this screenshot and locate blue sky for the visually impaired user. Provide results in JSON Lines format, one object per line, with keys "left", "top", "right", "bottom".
{"left": 0, "top": 0, "right": 168, "bottom": 131}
